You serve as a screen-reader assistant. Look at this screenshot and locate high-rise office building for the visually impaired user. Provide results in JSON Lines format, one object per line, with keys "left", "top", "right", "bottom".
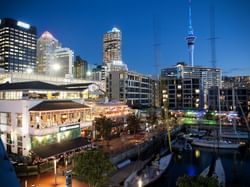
{"left": 0, "top": 18, "right": 36, "bottom": 72}
{"left": 53, "top": 47, "right": 74, "bottom": 78}
{"left": 103, "top": 27, "right": 122, "bottom": 65}
{"left": 74, "top": 55, "right": 88, "bottom": 79}
{"left": 37, "top": 31, "right": 60, "bottom": 74}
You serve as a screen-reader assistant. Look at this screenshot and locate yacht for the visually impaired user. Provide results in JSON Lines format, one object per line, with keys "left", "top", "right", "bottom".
{"left": 124, "top": 153, "right": 173, "bottom": 187}
{"left": 219, "top": 131, "right": 248, "bottom": 139}
{"left": 192, "top": 139, "right": 240, "bottom": 149}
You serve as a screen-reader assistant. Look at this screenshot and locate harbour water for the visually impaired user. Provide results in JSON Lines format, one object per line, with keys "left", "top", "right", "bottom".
{"left": 150, "top": 147, "right": 250, "bottom": 187}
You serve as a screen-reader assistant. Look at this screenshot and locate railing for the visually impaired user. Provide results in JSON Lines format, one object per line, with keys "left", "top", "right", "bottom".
{"left": 29, "top": 121, "right": 92, "bottom": 136}
{"left": 0, "top": 124, "right": 11, "bottom": 132}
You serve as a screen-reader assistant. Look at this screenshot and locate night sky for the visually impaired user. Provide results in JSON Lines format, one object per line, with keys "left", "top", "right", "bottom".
{"left": 1, "top": 0, "right": 250, "bottom": 76}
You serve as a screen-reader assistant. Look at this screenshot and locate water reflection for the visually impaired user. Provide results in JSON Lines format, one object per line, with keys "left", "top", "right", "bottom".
{"left": 195, "top": 149, "right": 200, "bottom": 158}
{"left": 151, "top": 147, "right": 250, "bottom": 187}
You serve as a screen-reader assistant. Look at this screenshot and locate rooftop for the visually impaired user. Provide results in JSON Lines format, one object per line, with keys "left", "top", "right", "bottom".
{"left": 32, "top": 137, "right": 89, "bottom": 159}
{"left": 0, "top": 81, "right": 67, "bottom": 91}
{"left": 29, "top": 100, "right": 89, "bottom": 111}
{"left": 0, "top": 81, "right": 96, "bottom": 92}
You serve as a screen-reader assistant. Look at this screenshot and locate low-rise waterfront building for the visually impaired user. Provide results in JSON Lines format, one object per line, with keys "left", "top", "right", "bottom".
{"left": 0, "top": 81, "right": 104, "bottom": 157}
{"left": 208, "top": 86, "right": 250, "bottom": 121}
{"left": 91, "top": 100, "right": 131, "bottom": 121}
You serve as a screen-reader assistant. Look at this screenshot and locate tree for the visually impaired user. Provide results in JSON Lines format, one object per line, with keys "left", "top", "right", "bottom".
{"left": 126, "top": 114, "right": 141, "bottom": 135}
{"left": 74, "top": 150, "right": 115, "bottom": 187}
{"left": 94, "top": 115, "right": 113, "bottom": 140}
{"left": 176, "top": 175, "right": 222, "bottom": 187}
{"left": 146, "top": 108, "right": 158, "bottom": 127}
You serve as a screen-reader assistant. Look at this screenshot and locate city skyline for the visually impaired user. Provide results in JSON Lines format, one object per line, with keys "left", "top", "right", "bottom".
{"left": 1, "top": 0, "right": 250, "bottom": 76}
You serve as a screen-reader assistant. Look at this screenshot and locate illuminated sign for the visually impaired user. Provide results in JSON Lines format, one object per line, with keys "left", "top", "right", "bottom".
{"left": 59, "top": 124, "right": 80, "bottom": 132}
{"left": 17, "top": 21, "right": 30, "bottom": 29}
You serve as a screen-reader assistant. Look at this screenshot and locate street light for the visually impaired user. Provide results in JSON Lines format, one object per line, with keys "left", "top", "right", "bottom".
{"left": 54, "top": 158, "right": 57, "bottom": 186}
{"left": 86, "top": 71, "right": 92, "bottom": 76}
{"left": 52, "top": 63, "right": 60, "bottom": 72}
{"left": 138, "top": 178, "right": 142, "bottom": 187}
{"left": 26, "top": 68, "right": 33, "bottom": 74}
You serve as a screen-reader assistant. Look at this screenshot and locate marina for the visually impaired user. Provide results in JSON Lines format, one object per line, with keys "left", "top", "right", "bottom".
{"left": 148, "top": 147, "right": 250, "bottom": 187}
{"left": 124, "top": 153, "right": 173, "bottom": 187}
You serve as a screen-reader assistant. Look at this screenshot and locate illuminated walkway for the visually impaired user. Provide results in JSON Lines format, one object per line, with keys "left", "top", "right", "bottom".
{"left": 19, "top": 172, "right": 89, "bottom": 187}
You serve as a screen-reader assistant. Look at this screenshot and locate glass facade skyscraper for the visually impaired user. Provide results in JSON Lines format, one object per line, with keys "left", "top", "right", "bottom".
{"left": 0, "top": 18, "right": 37, "bottom": 72}
{"left": 37, "top": 31, "right": 60, "bottom": 74}
{"left": 103, "top": 27, "right": 122, "bottom": 65}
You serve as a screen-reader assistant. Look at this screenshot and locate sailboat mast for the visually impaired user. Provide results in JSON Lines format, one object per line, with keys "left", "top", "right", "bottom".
{"left": 218, "top": 86, "right": 222, "bottom": 136}
{"left": 163, "top": 93, "right": 172, "bottom": 152}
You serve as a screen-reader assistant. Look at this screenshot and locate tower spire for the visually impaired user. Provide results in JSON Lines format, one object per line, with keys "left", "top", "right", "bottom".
{"left": 186, "top": 0, "right": 196, "bottom": 67}
{"left": 188, "top": 0, "right": 193, "bottom": 35}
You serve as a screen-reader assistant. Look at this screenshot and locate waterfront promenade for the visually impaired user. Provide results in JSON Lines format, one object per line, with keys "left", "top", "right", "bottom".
{"left": 18, "top": 127, "right": 167, "bottom": 187}
{"left": 20, "top": 172, "right": 89, "bottom": 187}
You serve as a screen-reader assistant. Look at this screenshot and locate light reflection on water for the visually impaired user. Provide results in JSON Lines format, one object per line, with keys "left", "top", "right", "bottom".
{"left": 150, "top": 147, "right": 250, "bottom": 187}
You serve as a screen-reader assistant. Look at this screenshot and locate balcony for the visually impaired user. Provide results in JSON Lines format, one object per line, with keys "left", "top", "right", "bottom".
{"left": 29, "top": 121, "right": 92, "bottom": 136}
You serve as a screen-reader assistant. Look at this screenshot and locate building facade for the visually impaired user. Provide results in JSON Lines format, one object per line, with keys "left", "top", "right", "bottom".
{"left": 53, "top": 47, "right": 74, "bottom": 78}
{"left": 208, "top": 86, "right": 250, "bottom": 120}
{"left": 0, "top": 81, "right": 107, "bottom": 157}
{"left": 106, "top": 70, "right": 153, "bottom": 107}
{"left": 0, "top": 18, "right": 37, "bottom": 73}
{"left": 74, "top": 55, "right": 88, "bottom": 79}
{"left": 103, "top": 27, "right": 122, "bottom": 65}
{"left": 37, "top": 31, "right": 60, "bottom": 74}
{"left": 91, "top": 101, "right": 131, "bottom": 121}
{"left": 161, "top": 62, "right": 221, "bottom": 110}
{"left": 222, "top": 76, "right": 250, "bottom": 88}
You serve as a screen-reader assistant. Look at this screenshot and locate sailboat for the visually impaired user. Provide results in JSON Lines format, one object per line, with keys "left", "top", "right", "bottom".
{"left": 200, "top": 158, "right": 226, "bottom": 187}
{"left": 192, "top": 86, "right": 241, "bottom": 149}
{"left": 124, "top": 153, "right": 173, "bottom": 187}
{"left": 192, "top": 138, "right": 240, "bottom": 149}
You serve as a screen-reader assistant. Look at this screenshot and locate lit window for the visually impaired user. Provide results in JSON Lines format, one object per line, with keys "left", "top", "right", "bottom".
{"left": 195, "top": 89, "right": 200, "bottom": 94}
{"left": 16, "top": 113, "right": 22, "bottom": 127}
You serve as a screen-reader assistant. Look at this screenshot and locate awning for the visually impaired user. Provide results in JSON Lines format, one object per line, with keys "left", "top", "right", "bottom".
{"left": 32, "top": 137, "right": 90, "bottom": 159}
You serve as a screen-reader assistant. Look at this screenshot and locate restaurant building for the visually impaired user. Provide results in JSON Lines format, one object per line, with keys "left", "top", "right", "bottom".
{"left": 0, "top": 81, "right": 98, "bottom": 157}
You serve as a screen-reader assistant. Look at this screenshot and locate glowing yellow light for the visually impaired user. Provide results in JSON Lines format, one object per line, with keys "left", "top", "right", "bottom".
{"left": 36, "top": 136, "right": 43, "bottom": 143}
{"left": 65, "top": 131, "right": 70, "bottom": 138}
{"left": 195, "top": 149, "right": 200, "bottom": 158}
{"left": 57, "top": 134, "right": 61, "bottom": 143}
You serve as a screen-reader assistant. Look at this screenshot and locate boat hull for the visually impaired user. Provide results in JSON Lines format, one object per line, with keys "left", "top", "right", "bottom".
{"left": 124, "top": 153, "right": 173, "bottom": 187}
{"left": 192, "top": 139, "right": 240, "bottom": 149}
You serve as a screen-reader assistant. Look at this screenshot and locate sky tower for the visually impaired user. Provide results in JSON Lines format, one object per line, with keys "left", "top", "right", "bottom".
{"left": 186, "top": 0, "right": 196, "bottom": 67}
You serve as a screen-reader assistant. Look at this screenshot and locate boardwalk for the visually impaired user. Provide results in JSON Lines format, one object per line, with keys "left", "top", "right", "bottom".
{"left": 19, "top": 172, "right": 89, "bottom": 187}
